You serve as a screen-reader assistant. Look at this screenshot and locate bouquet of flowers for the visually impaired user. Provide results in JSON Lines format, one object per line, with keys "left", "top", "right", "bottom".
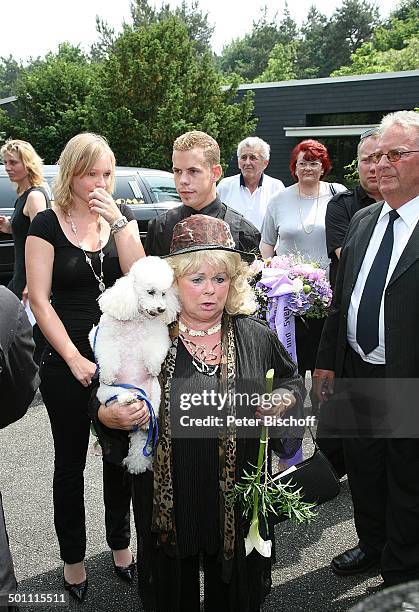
{"left": 251, "top": 254, "right": 332, "bottom": 363}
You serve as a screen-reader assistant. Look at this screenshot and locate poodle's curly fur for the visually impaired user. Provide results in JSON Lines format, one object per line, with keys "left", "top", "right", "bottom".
{"left": 89, "top": 256, "right": 180, "bottom": 474}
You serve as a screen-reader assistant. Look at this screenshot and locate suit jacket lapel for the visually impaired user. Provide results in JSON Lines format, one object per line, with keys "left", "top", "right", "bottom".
{"left": 350, "top": 206, "right": 382, "bottom": 285}
{"left": 388, "top": 219, "right": 419, "bottom": 287}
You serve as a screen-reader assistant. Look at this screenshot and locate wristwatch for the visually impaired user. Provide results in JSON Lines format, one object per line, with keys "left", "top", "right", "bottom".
{"left": 110, "top": 216, "right": 128, "bottom": 234}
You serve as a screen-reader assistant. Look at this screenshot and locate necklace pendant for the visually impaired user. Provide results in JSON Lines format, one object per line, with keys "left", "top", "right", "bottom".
{"left": 192, "top": 358, "right": 219, "bottom": 376}
{"left": 99, "top": 250, "right": 105, "bottom": 263}
{"left": 98, "top": 281, "right": 106, "bottom": 293}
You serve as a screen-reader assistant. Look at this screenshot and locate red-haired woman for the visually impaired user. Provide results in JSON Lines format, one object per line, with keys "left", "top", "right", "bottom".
{"left": 260, "top": 140, "right": 346, "bottom": 379}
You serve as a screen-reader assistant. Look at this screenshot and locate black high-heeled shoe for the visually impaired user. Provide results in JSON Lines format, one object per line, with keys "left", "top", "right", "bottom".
{"left": 111, "top": 551, "right": 136, "bottom": 583}
{"left": 63, "top": 564, "right": 88, "bottom": 602}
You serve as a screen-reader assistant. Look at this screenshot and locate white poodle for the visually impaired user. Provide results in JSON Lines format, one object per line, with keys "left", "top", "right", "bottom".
{"left": 89, "top": 256, "right": 179, "bottom": 474}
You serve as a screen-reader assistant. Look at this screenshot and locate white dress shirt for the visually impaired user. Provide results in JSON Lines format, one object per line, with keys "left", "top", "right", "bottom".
{"left": 347, "top": 195, "right": 419, "bottom": 363}
{"left": 217, "top": 173, "right": 284, "bottom": 231}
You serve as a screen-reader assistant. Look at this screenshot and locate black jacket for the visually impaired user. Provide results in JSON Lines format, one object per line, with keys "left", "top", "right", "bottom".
{"left": 0, "top": 288, "right": 38, "bottom": 608}
{"left": 145, "top": 197, "right": 261, "bottom": 256}
{"left": 326, "top": 185, "right": 376, "bottom": 287}
{"left": 0, "top": 287, "right": 39, "bottom": 428}
{"left": 317, "top": 202, "right": 419, "bottom": 378}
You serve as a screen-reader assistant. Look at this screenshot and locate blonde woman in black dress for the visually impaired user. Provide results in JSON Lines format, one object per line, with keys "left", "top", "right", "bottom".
{"left": 0, "top": 140, "right": 50, "bottom": 362}
{"left": 26, "top": 133, "right": 144, "bottom": 601}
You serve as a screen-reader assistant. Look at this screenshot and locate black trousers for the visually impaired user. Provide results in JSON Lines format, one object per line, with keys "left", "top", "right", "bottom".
{"left": 131, "top": 473, "right": 262, "bottom": 612}
{"left": 151, "top": 550, "right": 232, "bottom": 612}
{"left": 341, "top": 347, "right": 419, "bottom": 585}
{"left": 297, "top": 316, "right": 347, "bottom": 477}
{"left": 0, "top": 493, "right": 17, "bottom": 612}
{"left": 40, "top": 362, "right": 131, "bottom": 563}
{"left": 295, "top": 316, "right": 325, "bottom": 376}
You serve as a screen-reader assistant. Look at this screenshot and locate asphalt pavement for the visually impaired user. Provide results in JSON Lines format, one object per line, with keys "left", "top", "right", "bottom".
{"left": 0, "top": 392, "right": 383, "bottom": 612}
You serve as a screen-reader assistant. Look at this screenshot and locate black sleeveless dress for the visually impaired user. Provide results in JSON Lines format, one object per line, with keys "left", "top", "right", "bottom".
{"left": 8, "top": 186, "right": 50, "bottom": 298}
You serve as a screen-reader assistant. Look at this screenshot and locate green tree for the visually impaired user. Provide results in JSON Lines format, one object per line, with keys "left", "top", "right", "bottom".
{"left": 373, "top": 0, "right": 419, "bottom": 51}
{"left": 320, "top": 0, "right": 380, "bottom": 76}
{"left": 218, "top": 5, "right": 298, "bottom": 82}
{"left": 332, "top": 0, "right": 419, "bottom": 76}
{"left": 130, "top": 0, "right": 214, "bottom": 54}
{"left": 332, "top": 36, "right": 419, "bottom": 75}
{"left": 0, "top": 44, "right": 95, "bottom": 162}
{"left": 390, "top": 0, "right": 419, "bottom": 22}
{"left": 295, "top": 6, "right": 327, "bottom": 79}
{"left": 90, "top": 16, "right": 117, "bottom": 61}
{"left": 254, "top": 41, "right": 299, "bottom": 82}
{"left": 85, "top": 17, "right": 255, "bottom": 169}
{"left": 0, "top": 56, "right": 22, "bottom": 98}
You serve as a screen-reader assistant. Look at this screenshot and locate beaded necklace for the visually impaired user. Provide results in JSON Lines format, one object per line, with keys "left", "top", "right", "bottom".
{"left": 178, "top": 319, "right": 222, "bottom": 337}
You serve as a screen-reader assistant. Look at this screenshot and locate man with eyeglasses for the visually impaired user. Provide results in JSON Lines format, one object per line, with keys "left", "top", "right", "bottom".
{"left": 314, "top": 110, "right": 419, "bottom": 587}
{"left": 217, "top": 137, "right": 284, "bottom": 231}
{"left": 326, "top": 128, "right": 382, "bottom": 289}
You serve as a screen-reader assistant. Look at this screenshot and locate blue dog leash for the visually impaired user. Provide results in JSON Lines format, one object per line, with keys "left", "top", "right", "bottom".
{"left": 104, "top": 383, "right": 159, "bottom": 458}
{"left": 92, "top": 326, "right": 159, "bottom": 457}
{"left": 91, "top": 325, "right": 101, "bottom": 380}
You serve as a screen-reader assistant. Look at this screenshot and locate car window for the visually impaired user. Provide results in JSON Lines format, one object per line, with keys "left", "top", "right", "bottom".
{"left": 0, "top": 176, "right": 18, "bottom": 211}
{"left": 114, "top": 175, "right": 145, "bottom": 207}
{"left": 42, "top": 180, "right": 53, "bottom": 202}
{"left": 143, "top": 174, "right": 181, "bottom": 203}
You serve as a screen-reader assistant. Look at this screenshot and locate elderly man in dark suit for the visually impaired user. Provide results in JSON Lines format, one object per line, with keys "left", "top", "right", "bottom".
{"left": 313, "top": 110, "right": 419, "bottom": 587}
{"left": 0, "top": 287, "right": 39, "bottom": 611}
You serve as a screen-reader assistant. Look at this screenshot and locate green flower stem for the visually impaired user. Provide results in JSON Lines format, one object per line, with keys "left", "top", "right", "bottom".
{"left": 251, "top": 369, "right": 274, "bottom": 522}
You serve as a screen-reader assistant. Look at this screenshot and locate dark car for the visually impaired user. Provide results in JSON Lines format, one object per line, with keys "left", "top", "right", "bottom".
{"left": 0, "top": 165, "right": 181, "bottom": 281}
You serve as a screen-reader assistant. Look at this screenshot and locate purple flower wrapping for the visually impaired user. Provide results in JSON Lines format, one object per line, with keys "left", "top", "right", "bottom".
{"left": 254, "top": 255, "right": 332, "bottom": 321}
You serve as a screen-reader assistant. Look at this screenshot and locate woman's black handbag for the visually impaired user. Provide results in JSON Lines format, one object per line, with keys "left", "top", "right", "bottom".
{"left": 273, "top": 430, "right": 341, "bottom": 507}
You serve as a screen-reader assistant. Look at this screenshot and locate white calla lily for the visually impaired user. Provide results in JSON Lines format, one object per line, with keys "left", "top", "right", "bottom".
{"left": 234, "top": 372, "right": 317, "bottom": 563}
{"left": 244, "top": 518, "right": 272, "bottom": 557}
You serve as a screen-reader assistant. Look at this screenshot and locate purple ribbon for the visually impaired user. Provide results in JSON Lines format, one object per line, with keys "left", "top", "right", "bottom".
{"left": 257, "top": 269, "right": 297, "bottom": 364}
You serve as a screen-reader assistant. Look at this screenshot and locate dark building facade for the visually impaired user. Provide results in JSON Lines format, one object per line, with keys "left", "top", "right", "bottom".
{"left": 226, "top": 70, "right": 419, "bottom": 186}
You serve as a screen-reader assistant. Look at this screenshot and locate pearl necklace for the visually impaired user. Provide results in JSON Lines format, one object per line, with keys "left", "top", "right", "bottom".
{"left": 68, "top": 211, "right": 106, "bottom": 293}
{"left": 179, "top": 319, "right": 222, "bottom": 337}
{"left": 298, "top": 183, "right": 321, "bottom": 235}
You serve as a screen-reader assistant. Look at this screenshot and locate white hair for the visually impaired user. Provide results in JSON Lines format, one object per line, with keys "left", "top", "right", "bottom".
{"left": 380, "top": 110, "right": 419, "bottom": 136}
{"left": 237, "top": 137, "right": 270, "bottom": 161}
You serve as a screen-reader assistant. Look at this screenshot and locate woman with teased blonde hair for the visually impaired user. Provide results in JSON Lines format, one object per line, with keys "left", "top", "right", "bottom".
{"left": 93, "top": 215, "right": 305, "bottom": 612}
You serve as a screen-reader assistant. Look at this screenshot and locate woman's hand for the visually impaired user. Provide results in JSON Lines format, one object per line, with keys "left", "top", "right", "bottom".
{"left": 66, "top": 353, "right": 97, "bottom": 387}
{"left": 255, "top": 387, "right": 296, "bottom": 423}
{"left": 98, "top": 400, "right": 150, "bottom": 431}
{"left": 312, "top": 368, "right": 335, "bottom": 402}
{"left": 88, "top": 188, "right": 122, "bottom": 226}
{"left": 0, "top": 215, "right": 12, "bottom": 234}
